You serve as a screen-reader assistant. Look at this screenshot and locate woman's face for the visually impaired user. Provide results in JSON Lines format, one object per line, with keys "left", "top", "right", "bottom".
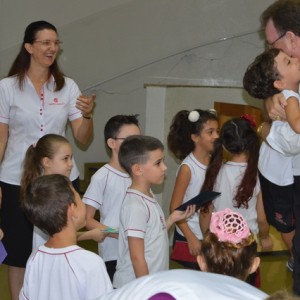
{"left": 25, "top": 29, "right": 60, "bottom": 69}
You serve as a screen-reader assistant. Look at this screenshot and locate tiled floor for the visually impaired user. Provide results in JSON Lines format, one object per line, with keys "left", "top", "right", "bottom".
{"left": 0, "top": 241, "right": 293, "bottom": 299}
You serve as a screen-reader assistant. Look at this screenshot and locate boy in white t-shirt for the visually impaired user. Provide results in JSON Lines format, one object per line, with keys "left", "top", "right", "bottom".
{"left": 20, "top": 174, "right": 112, "bottom": 300}
{"left": 113, "top": 135, "right": 195, "bottom": 288}
{"left": 83, "top": 115, "right": 141, "bottom": 281}
{"left": 244, "top": 48, "right": 300, "bottom": 268}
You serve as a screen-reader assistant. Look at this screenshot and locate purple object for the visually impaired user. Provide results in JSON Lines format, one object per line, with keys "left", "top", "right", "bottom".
{"left": 0, "top": 240, "right": 7, "bottom": 264}
{"left": 148, "top": 293, "right": 176, "bottom": 300}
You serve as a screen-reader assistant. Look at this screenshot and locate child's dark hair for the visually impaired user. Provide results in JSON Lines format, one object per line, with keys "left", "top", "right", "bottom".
{"left": 243, "top": 48, "right": 281, "bottom": 100}
{"left": 104, "top": 114, "right": 139, "bottom": 145}
{"left": 20, "top": 134, "right": 71, "bottom": 199}
{"left": 201, "top": 230, "right": 257, "bottom": 281}
{"left": 119, "top": 135, "right": 164, "bottom": 176}
{"left": 201, "top": 117, "right": 259, "bottom": 209}
{"left": 168, "top": 109, "right": 218, "bottom": 160}
{"left": 23, "top": 174, "right": 75, "bottom": 236}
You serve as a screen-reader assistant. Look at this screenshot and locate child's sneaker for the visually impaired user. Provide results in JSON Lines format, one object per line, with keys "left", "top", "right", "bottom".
{"left": 286, "top": 257, "right": 294, "bottom": 272}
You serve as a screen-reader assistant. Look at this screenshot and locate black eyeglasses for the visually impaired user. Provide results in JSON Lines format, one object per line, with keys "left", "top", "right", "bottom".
{"left": 268, "top": 32, "right": 286, "bottom": 48}
{"left": 113, "top": 137, "right": 126, "bottom": 140}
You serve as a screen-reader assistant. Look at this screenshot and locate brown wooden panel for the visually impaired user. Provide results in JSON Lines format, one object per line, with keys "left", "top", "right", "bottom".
{"left": 214, "top": 101, "right": 262, "bottom": 127}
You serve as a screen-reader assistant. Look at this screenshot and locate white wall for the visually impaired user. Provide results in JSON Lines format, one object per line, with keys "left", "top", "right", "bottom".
{"left": 0, "top": 0, "right": 273, "bottom": 178}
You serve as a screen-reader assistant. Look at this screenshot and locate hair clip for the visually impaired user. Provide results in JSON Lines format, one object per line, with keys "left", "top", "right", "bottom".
{"left": 188, "top": 110, "right": 200, "bottom": 122}
{"left": 240, "top": 114, "right": 257, "bottom": 128}
{"left": 207, "top": 108, "right": 217, "bottom": 116}
{"left": 230, "top": 120, "right": 240, "bottom": 139}
{"left": 210, "top": 208, "right": 250, "bottom": 245}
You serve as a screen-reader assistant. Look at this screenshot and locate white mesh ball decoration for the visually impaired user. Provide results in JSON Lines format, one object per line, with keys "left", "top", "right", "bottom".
{"left": 188, "top": 110, "right": 200, "bottom": 122}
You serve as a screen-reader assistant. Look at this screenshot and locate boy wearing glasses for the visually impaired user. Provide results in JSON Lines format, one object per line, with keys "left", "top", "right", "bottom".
{"left": 83, "top": 115, "right": 140, "bottom": 281}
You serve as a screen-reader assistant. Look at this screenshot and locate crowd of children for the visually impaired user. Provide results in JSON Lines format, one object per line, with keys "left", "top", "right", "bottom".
{"left": 11, "top": 110, "right": 273, "bottom": 299}
{"left": 0, "top": 103, "right": 295, "bottom": 299}
{"left": 0, "top": 105, "right": 279, "bottom": 300}
{"left": 0, "top": 107, "right": 278, "bottom": 298}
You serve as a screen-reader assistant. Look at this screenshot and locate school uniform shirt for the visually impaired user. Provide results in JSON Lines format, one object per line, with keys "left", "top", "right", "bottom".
{"left": 266, "top": 90, "right": 300, "bottom": 176}
{"left": 258, "top": 90, "right": 300, "bottom": 186}
{"left": 0, "top": 75, "right": 81, "bottom": 184}
{"left": 175, "top": 153, "right": 206, "bottom": 240}
{"left": 113, "top": 189, "right": 169, "bottom": 288}
{"left": 100, "top": 269, "right": 268, "bottom": 300}
{"left": 213, "top": 162, "right": 260, "bottom": 234}
{"left": 19, "top": 245, "right": 112, "bottom": 300}
{"left": 83, "top": 164, "right": 131, "bottom": 262}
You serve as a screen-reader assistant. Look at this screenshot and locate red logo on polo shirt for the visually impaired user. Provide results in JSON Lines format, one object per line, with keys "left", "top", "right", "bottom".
{"left": 48, "top": 97, "right": 65, "bottom": 105}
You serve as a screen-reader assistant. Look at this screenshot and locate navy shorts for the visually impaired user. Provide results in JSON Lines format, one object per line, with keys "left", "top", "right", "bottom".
{"left": 259, "top": 172, "right": 295, "bottom": 233}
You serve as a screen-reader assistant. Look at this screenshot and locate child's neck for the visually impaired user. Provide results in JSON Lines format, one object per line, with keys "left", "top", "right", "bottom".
{"left": 108, "top": 155, "right": 126, "bottom": 173}
{"left": 284, "top": 83, "right": 299, "bottom": 93}
{"left": 45, "top": 228, "right": 77, "bottom": 249}
{"left": 228, "top": 152, "right": 248, "bottom": 163}
{"left": 130, "top": 179, "right": 153, "bottom": 198}
{"left": 192, "top": 149, "right": 211, "bottom": 166}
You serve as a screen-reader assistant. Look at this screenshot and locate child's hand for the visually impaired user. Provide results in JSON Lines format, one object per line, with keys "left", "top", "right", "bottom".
{"left": 89, "top": 228, "right": 108, "bottom": 243}
{"left": 0, "top": 228, "right": 4, "bottom": 240}
{"left": 108, "top": 233, "right": 119, "bottom": 239}
{"left": 187, "top": 235, "right": 202, "bottom": 257}
{"left": 77, "top": 228, "right": 107, "bottom": 243}
{"left": 166, "top": 205, "right": 196, "bottom": 230}
{"left": 172, "top": 204, "right": 196, "bottom": 223}
{"left": 260, "top": 235, "right": 273, "bottom": 251}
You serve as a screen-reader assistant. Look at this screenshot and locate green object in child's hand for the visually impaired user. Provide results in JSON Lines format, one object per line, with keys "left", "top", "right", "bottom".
{"left": 101, "top": 227, "right": 119, "bottom": 234}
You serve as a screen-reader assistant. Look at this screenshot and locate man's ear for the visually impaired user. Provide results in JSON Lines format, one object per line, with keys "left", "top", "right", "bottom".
{"left": 197, "top": 255, "right": 207, "bottom": 271}
{"left": 274, "top": 79, "right": 286, "bottom": 91}
{"left": 286, "top": 31, "right": 296, "bottom": 47}
{"left": 249, "top": 257, "right": 260, "bottom": 274}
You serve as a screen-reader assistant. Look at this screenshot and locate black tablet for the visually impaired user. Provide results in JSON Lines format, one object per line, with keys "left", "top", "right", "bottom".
{"left": 175, "top": 191, "right": 221, "bottom": 211}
